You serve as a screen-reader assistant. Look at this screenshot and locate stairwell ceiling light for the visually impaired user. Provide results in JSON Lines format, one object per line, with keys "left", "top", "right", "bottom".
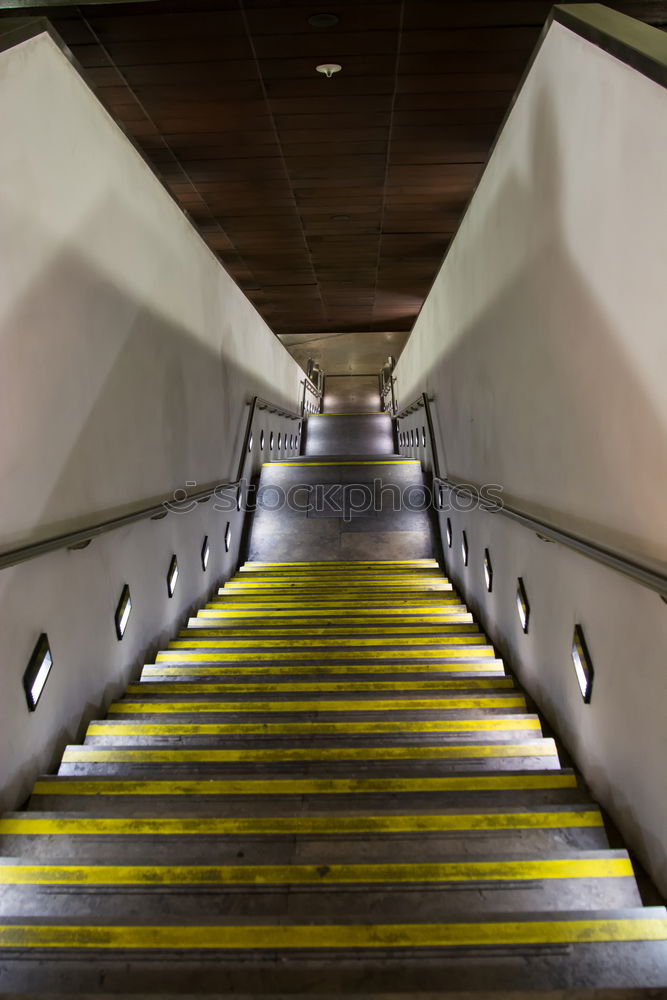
{"left": 308, "top": 13, "right": 339, "bottom": 28}
{"left": 316, "top": 63, "right": 342, "bottom": 78}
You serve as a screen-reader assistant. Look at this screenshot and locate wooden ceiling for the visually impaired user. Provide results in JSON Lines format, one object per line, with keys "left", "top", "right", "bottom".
{"left": 5, "top": 1, "right": 665, "bottom": 336}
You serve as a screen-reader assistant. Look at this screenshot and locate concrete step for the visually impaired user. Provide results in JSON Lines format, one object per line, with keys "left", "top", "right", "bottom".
{"left": 0, "top": 909, "right": 666, "bottom": 993}
{"left": 239, "top": 559, "right": 441, "bottom": 568}
{"left": 0, "top": 850, "right": 641, "bottom": 918}
{"left": 128, "top": 680, "right": 514, "bottom": 695}
{"left": 180, "top": 623, "right": 483, "bottom": 637}
{"left": 105, "top": 698, "right": 529, "bottom": 721}
{"left": 56, "top": 739, "right": 561, "bottom": 776}
{"left": 192, "top": 611, "right": 475, "bottom": 625}
{"left": 26, "top": 770, "right": 591, "bottom": 813}
{"left": 204, "top": 596, "right": 464, "bottom": 608}
{"left": 169, "top": 635, "right": 489, "bottom": 649}
{"left": 0, "top": 805, "right": 610, "bottom": 860}
{"left": 82, "top": 714, "right": 547, "bottom": 745}
{"left": 140, "top": 666, "right": 509, "bottom": 681}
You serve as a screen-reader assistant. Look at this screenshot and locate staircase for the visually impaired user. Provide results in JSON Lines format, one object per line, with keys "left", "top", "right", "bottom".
{"left": 1, "top": 375, "right": 665, "bottom": 994}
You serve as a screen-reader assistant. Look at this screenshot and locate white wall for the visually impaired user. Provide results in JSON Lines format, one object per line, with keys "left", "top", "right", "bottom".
{"left": 395, "top": 21, "right": 667, "bottom": 894}
{"left": 0, "top": 31, "right": 304, "bottom": 810}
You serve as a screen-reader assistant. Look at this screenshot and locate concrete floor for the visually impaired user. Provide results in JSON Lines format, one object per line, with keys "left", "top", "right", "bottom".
{"left": 247, "top": 376, "right": 436, "bottom": 563}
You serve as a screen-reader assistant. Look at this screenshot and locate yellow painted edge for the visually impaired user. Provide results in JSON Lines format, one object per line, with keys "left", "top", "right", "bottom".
{"left": 62, "top": 741, "right": 551, "bottom": 763}
{"left": 0, "top": 810, "right": 604, "bottom": 836}
{"left": 167, "top": 637, "right": 487, "bottom": 649}
{"left": 1, "top": 918, "right": 664, "bottom": 948}
{"left": 128, "top": 680, "right": 512, "bottom": 695}
{"left": 263, "top": 460, "right": 420, "bottom": 466}
{"left": 242, "top": 560, "right": 438, "bottom": 566}
{"left": 204, "top": 600, "right": 463, "bottom": 608}
{"left": 142, "top": 664, "right": 502, "bottom": 677}
{"left": 0, "top": 857, "right": 633, "bottom": 886}
{"left": 87, "top": 718, "right": 542, "bottom": 735}
{"left": 179, "top": 626, "right": 482, "bottom": 637}
{"left": 108, "top": 695, "right": 526, "bottom": 713}
{"left": 197, "top": 605, "right": 473, "bottom": 625}
{"left": 32, "top": 774, "right": 577, "bottom": 796}
{"left": 156, "top": 650, "right": 495, "bottom": 663}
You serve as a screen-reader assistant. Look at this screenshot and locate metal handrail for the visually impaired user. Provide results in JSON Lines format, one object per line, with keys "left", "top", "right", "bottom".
{"left": 0, "top": 395, "right": 301, "bottom": 572}
{"left": 395, "top": 393, "right": 667, "bottom": 599}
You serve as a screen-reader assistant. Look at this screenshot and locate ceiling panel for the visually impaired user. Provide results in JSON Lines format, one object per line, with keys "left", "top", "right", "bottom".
{"left": 4, "top": 0, "right": 664, "bottom": 338}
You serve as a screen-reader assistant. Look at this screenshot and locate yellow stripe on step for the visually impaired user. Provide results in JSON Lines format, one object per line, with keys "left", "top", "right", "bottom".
{"left": 204, "top": 600, "right": 462, "bottom": 609}
{"left": 168, "top": 637, "right": 485, "bottom": 649}
{"left": 108, "top": 696, "right": 526, "bottom": 714}
{"left": 32, "top": 773, "right": 577, "bottom": 796}
{"left": 197, "top": 605, "right": 472, "bottom": 625}
{"left": 264, "top": 460, "right": 420, "bottom": 466}
{"left": 62, "top": 742, "right": 551, "bottom": 764}
{"left": 1, "top": 918, "right": 665, "bottom": 950}
{"left": 128, "top": 681, "right": 513, "bottom": 695}
{"left": 88, "top": 718, "right": 542, "bottom": 736}
{"left": 142, "top": 664, "right": 502, "bottom": 678}
{"left": 180, "top": 626, "right": 481, "bottom": 638}
{"left": 224, "top": 572, "right": 452, "bottom": 590}
{"left": 0, "top": 810, "right": 604, "bottom": 836}
{"left": 156, "top": 649, "right": 495, "bottom": 663}
{"left": 242, "top": 560, "right": 438, "bottom": 565}
{"left": 0, "top": 857, "right": 633, "bottom": 886}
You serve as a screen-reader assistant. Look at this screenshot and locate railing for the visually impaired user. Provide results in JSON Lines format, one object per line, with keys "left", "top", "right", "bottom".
{"left": 300, "top": 372, "right": 323, "bottom": 415}
{"left": 0, "top": 395, "right": 301, "bottom": 573}
{"left": 395, "top": 392, "right": 667, "bottom": 600}
{"left": 379, "top": 356, "right": 396, "bottom": 414}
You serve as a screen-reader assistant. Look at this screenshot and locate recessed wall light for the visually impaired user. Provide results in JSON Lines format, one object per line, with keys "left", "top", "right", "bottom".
{"left": 446, "top": 517, "right": 452, "bottom": 548}
{"left": 308, "top": 12, "right": 339, "bottom": 28}
{"left": 23, "top": 633, "right": 53, "bottom": 711}
{"left": 316, "top": 63, "right": 342, "bottom": 78}
{"left": 248, "top": 433, "right": 253, "bottom": 453}
{"left": 115, "top": 585, "right": 132, "bottom": 640}
{"left": 571, "top": 625, "right": 594, "bottom": 702}
{"left": 167, "top": 555, "right": 179, "bottom": 598}
{"left": 201, "top": 536, "right": 210, "bottom": 572}
{"left": 516, "top": 577, "right": 530, "bottom": 633}
{"left": 483, "top": 548, "right": 493, "bottom": 592}
{"left": 269, "top": 431, "right": 274, "bottom": 450}
{"left": 225, "top": 522, "right": 232, "bottom": 553}
{"left": 260, "top": 430, "right": 265, "bottom": 451}
{"left": 461, "top": 530, "right": 469, "bottom": 566}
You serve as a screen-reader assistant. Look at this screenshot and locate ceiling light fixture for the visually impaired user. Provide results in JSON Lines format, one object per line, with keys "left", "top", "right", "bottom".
{"left": 316, "top": 63, "right": 342, "bottom": 78}
{"left": 308, "top": 13, "right": 339, "bottom": 28}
